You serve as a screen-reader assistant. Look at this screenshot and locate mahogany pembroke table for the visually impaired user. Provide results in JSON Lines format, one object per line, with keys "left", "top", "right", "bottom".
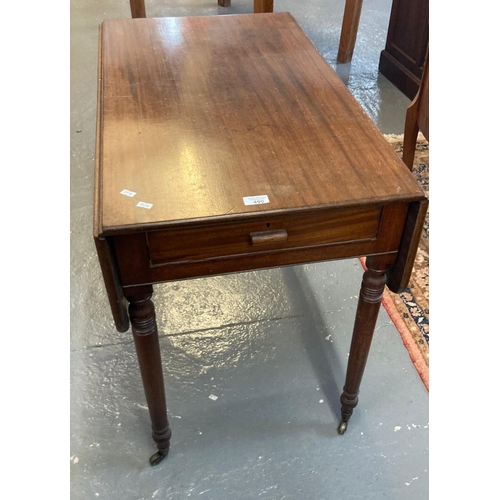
{"left": 94, "top": 13, "right": 427, "bottom": 465}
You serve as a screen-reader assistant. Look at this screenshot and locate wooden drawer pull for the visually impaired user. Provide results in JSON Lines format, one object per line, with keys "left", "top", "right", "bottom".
{"left": 250, "top": 229, "right": 288, "bottom": 246}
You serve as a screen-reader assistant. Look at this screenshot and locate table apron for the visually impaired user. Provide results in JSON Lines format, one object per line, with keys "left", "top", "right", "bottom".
{"left": 112, "top": 203, "right": 409, "bottom": 287}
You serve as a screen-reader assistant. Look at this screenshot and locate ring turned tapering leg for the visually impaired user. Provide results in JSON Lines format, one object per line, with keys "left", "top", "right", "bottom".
{"left": 338, "top": 255, "right": 393, "bottom": 434}
{"left": 126, "top": 286, "right": 171, "bottom": 465}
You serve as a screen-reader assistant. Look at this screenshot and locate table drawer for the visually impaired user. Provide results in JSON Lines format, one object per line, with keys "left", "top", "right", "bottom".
{"left": 147, "top": 207, "right": 381, "bottom": 265}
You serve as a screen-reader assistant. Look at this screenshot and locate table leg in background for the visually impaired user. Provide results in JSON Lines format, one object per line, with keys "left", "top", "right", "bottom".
{"left": 254, "top": 0, "right": 274, "bottom": 13}
{"left": 337, "top": 0, "right": 364, "bottom": 63}
{"left": 129, "top": 0, "right": 146, "bottom": 18}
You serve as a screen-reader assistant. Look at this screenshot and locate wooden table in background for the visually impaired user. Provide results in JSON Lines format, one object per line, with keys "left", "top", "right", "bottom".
{"left": 94, "top": 13, "right": 427, "bottom": 466}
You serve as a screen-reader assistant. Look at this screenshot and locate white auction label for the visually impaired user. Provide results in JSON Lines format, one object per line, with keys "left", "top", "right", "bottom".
{"left": 120, "top": 189, "right": 137, "bottom": 197}
{"left": 243, "top": 195, "right": 270, "bottom": 206}
{"left": 136, "top": 201, "right": 153, "bottom": 209}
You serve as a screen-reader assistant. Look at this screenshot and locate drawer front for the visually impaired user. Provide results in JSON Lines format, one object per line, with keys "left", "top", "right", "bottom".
{"left": 147, "top": 207, "right": 381, "bottom": 265}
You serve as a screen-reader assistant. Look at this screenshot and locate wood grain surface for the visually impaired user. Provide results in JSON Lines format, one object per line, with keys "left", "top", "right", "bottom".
{"left": 96, "top": 13, "right": 424, "bottom": 235}
{"left": 146, "top": 206, "right": 381, "bottom": 264}
{"left": 111, "top": 203, "right": 409, "bottom": 286}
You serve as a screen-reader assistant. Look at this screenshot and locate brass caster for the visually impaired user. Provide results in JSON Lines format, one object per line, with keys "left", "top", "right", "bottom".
{"left": 338, "top": 421, "right": 348, "bottom": 435}
{"left": 149, "top": 444, "right": 170, "bottom": 466}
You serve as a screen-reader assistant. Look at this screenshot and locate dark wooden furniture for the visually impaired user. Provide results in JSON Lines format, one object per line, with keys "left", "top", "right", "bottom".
{"left": 378, "top": 0, "right": 429, "bottom": 99}
{"left": 403, "top": 54, "right": 429, "bottom": 169}
{"left": 94, "top": 13, "right": 427, "bottom": 466}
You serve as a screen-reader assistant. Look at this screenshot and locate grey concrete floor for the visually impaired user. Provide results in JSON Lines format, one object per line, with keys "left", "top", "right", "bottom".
{"left": 71, "top": 1, "right": 428, "bottom": 498}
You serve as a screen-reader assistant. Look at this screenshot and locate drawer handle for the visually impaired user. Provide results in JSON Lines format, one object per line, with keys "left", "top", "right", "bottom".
{"left": 250, "top": 229, "right": 288, "bottom": 246}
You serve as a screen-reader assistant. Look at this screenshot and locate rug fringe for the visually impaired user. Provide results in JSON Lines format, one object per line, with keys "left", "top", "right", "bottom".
{"left": 383, "top": 132, "right": 426, "bottom": 143}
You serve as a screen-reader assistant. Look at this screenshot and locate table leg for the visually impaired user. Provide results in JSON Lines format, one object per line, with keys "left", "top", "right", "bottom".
{"left": 218, "top": 0, "right": 231, "bottom": 6}
{"left": 126, "top": 286, "right": 171, "bottom": 465}
{"left": 337, "top": 0, "right": 364, "bottom": 63}
{"left": 254, "top": 0, "right": 274, "bottom": 13}
{"left": 338, "top": 254, "right": 392, "bottom": 434}
{"left": 129, "top": 0, "right": 146, "bottom": 18}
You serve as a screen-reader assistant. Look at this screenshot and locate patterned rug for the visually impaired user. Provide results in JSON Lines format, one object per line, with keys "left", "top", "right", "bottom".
{"left": 363, "top": 135, "right": 429, "bottom": 389}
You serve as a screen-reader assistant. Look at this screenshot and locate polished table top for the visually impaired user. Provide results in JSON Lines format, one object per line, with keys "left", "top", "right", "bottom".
{"left": 95, "top": 13, "right": 423, "bottom": 236}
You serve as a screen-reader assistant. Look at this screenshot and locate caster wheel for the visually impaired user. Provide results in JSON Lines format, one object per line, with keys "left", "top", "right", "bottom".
{"left": 338, "top": 421, "right": 348, "bottom": 435}
{"left": 149, "top": 444, "right": 170, "bottom": 466}
{"left": 149, "top": 451, "right": 167, "bottom": 466}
